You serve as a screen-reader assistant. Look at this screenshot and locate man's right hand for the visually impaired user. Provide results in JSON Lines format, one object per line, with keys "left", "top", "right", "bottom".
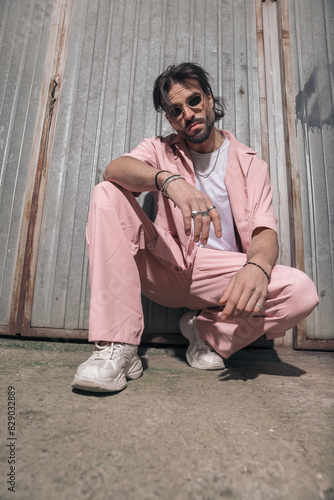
{"left": 104, "top": 158, "right": 222, "bottom": 246}
{"left": 164, "top": 176, "right": 222, "bottom": 246}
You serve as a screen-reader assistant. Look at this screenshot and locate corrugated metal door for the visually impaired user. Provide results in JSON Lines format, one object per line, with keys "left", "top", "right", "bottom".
{"left": 24, "top": 0, "right": 262, "bottom": 342}
{"left": 0, "top": 0, "right": 55, "bottom": 329}
{"left": 285, "top": 0, "right": 334, "bottom": 348}
{"left": 2, "top": 0, "right": 331, "bottom": 348}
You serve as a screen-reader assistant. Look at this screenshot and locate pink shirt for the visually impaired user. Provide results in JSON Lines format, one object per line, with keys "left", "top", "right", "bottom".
{"left": 124, "top": 130, "right": 277, "bottom": 269}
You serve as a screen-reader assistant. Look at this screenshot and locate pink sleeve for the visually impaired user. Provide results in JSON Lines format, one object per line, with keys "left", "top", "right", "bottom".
{"left": 248, "top": 157, "right": 278, "bottom": 234}
{"left": 123, "top": 138, "right": 160, "bottom": 169}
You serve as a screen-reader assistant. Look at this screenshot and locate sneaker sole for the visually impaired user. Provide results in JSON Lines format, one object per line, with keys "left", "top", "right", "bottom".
{"left": 71, "top": 356, "right": 143, "bottom": 393}
{"left": 71, "top": 374, "right": 127, "bottom": 392}
{"left": 186, "top": 349, "right": 225, "bottom": 370}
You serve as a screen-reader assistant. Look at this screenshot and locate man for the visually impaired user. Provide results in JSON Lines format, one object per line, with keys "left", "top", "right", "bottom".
{"left": 71, "top": 63, "right": 319, "bottom": 393}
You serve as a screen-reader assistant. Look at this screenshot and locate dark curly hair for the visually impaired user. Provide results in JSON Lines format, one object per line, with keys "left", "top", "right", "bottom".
{"left": 153, "top": 62, "right": 226, "bottom": 122}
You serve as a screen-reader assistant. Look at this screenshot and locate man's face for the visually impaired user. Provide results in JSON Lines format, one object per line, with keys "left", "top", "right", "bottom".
{"left": 165, "top": 80, "right": 215, "bottom": 144}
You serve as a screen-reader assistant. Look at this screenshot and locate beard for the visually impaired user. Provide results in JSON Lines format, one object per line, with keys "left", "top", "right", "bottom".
{"left": 181, "top": 111, "right": 215, "bottom": 144}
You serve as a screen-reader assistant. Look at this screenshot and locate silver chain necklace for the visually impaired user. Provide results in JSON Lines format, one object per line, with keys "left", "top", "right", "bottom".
{"left": 193, "top": 134, "right": 223, "bottom": 178}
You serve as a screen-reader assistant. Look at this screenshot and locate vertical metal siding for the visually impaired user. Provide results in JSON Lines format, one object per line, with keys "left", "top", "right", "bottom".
{"left": 261, "top": 2, "right": 292, "bottom": 267}
{"left": 31, "top": 0, "right": 99, "bottom": 329}
{"left": 0, "top": 0, "right": 53, "bottom": 325}
{"left": 29, "top": 0, "right": 262, "bottom": 334}
{"left": 289, "top": 0, "right": 334, "bottom": 339}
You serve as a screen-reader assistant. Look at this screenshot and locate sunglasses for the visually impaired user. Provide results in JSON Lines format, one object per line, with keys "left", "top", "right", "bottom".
{"left": 167, "top": 94, "right": 204, "bottom": 119}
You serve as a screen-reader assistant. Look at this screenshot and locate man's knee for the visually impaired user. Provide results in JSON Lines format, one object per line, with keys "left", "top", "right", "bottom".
{"left": 284, "top": 267, "right": 319, "bottom": 316}
{"left": 91, "top": 181, "right": 125, "bottom": 206}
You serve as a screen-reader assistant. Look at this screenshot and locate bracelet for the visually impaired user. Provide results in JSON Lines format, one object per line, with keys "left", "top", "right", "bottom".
{"left": 161, "top": 174, "right": 185, "bottom": 199}
{"left": 155, "top": 170, "right": 171, "bottom": 191}
{"left": 243, "top": 261, "right": 270, "bottom": 282}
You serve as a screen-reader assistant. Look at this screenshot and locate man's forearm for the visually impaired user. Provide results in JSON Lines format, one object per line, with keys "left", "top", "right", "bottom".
{"left": 246, "top": 227, "right": 279, "bottom": 276}
{"left": 103, "top": 157, "right": 172, "bottom": 192}
{"left": 103, "top": 156, "right": 222, "bottom": 245}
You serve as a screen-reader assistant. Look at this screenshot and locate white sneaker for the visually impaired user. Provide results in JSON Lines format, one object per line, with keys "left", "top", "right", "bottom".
{"left": 71, "top": 342, "right": 143, "bottom": 392}
{"left": 180, "top": 311, "right": 225, "bottom": 370}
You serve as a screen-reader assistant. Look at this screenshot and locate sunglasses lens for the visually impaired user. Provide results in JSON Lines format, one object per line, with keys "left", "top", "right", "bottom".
{"left": 170, "top": 108, "right": 182, "bottom": 118}
{"left": 168, "top": 94, "right": 202, "bottom": 118}
{"left": 189, "top": 95, "right": 202, "bottom": 107}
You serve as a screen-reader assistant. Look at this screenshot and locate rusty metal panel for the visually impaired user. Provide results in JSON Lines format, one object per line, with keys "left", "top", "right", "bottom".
{"left": 31, "top": 0, "right": 263, "bottom": 334}
{"left": 0, "top": 0, "right": 54, "bottom": 326}
{"left": 288, "top": 0, "right": 334, "bottom": 340}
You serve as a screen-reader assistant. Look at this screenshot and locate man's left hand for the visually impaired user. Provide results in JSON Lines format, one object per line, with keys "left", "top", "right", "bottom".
{"left": 218, "top": 263, "right": 268, "bottom": 320}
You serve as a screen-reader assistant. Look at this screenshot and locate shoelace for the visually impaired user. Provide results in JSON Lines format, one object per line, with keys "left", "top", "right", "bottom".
{"left": 90, "top": 343, "right": 112, "bottom": 360}
{"left": 91, "top": 343, "right": 124, "bottom": 360}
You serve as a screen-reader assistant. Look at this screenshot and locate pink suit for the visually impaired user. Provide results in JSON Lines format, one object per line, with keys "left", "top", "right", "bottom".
{"left": 86, "top": 131, "right": 319, "bottom": 359}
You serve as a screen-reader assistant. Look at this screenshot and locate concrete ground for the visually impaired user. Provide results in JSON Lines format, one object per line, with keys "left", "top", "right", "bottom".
{"left": 0, "top": 338, "right": 333, "bottom": 500}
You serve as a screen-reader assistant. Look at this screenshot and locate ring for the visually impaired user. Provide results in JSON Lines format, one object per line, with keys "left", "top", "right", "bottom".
{"left": 191, "top": 211, "right": 202, "bottom": 219}
{"left": 208, "top": 206, "right": 216, "bottom": 212}
{"left": 201, "top": 210, "right": 210, "bottom": 217}
{"left": 255, "top": 302, "right": 262, "bottom": 309}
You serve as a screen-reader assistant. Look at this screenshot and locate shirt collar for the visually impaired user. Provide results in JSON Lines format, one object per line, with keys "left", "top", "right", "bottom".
{"left": 169, "top": 130, "right": 257, "bottom": 178}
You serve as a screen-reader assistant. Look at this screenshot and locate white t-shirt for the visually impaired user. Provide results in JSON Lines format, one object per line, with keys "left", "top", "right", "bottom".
{"left": 189, "top": 137, "right": 239, "bottom": 252}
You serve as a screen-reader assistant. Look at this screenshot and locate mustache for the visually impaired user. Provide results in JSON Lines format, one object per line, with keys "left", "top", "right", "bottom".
{"left": 185, "top": 118, "right": 204, "bottom": 130}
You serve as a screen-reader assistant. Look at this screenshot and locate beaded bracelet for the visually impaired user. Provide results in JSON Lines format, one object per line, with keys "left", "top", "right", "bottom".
{"left": 161, "top": 174, "right": 185, "bottom": 199}
{"left": 155, "top": 170, "right": 171, "bottom": 191}
{"left": 243, "top": 261, "right": 270, "bottom": 282}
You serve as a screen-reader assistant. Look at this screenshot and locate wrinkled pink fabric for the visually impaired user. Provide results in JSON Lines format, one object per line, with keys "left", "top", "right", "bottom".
{"left": 123, "top": 131, "right": 278, "bottom": 254}
{"left": 86, "top": 179, "right": 318, "bottom": 359}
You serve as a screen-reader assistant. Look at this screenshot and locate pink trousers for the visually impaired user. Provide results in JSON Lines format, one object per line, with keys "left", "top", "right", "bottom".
{"left": 86, "top": 181, "right": 319, "bottom": 359}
